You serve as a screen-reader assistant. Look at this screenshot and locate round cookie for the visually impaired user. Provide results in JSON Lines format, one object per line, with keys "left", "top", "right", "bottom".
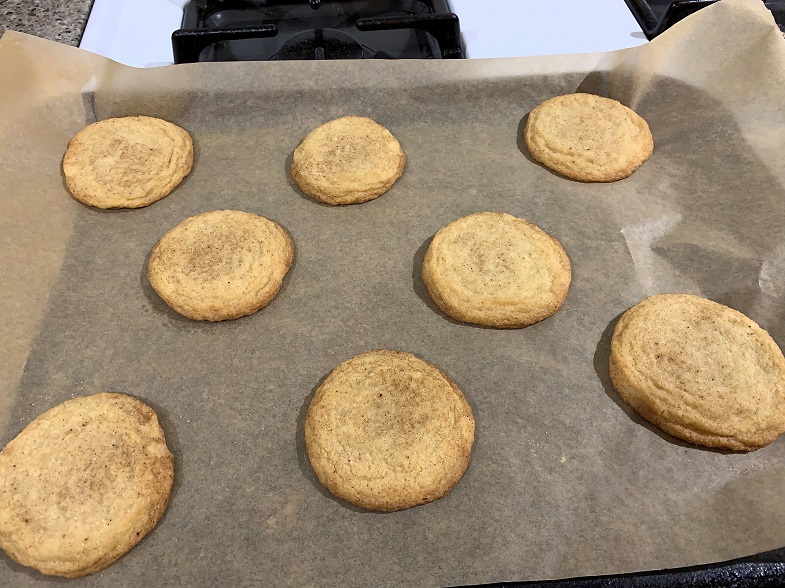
{"left": 0, "top": 393, "right": 174, "bottom": 578}
{"left": 610, "top": 293, "right": 785, "bottom": 451}
{"left": 148, "top": 210, "right": 294, "bottom": 322}
{"left": 421, "top": 212, "right": 571, "bottom": 328}
{"left": 524, "top": 93, "right": 653, "bottom": 182}
{"left": 305, "top": 350, "right": 475, "bottom": 512}
{"left": 63, "top": 116, "right": 193, "bottom": 209}
{"left": 291, "top": 116, "right": 406, "bottom": 205}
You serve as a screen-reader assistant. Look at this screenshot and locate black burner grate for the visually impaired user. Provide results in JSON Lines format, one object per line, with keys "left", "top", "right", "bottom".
{"left": 172, "top": 0, "right": 463, "bottom": 63}
{"left": 626, "top": 0, "right": 785, "bottom": 39}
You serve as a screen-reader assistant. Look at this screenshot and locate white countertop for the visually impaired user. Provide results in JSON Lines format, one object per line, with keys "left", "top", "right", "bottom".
{"left": 80, "top": 0, "right": 647, "bottom": 67}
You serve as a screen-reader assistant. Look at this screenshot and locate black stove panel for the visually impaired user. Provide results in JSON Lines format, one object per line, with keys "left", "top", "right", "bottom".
{"left": 172, "top": 0, "right": 462, "bottom": 63}
{"left": 626, "top": 0, "right": 785, "bottom": 38}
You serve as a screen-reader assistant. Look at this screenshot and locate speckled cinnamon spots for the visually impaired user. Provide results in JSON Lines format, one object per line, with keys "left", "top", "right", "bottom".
{"left": 421, "top": 212, "right": 571, "bottom": 328}
{"left": 610, "top": 294, "right": 785, "bottom": 451}
{"left": 147, "top": 210, "right": 294, "bottom": 322}
{"left": 305, "top": 350, "right": 475, "bottom": 512}
{"left": 524, "top": 93, "right": 653, "bottom": 182}
{"left": 291, "top": 116, "right": 406, "bottom": 205}
{"left": 62, "top": 116, "right": 193, "bottom": 208}
{"left": 0, "top": 393, "right": 174, "bottom": 578}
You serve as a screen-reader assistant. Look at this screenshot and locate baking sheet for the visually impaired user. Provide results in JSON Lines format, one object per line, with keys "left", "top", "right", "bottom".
{"left": 2, "top": 0, "right": 785, "bottom": 585}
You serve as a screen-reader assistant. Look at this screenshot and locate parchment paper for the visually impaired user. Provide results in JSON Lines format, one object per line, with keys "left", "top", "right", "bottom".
{"left": 2, "top": 0, "right": 785, "bottom": 585}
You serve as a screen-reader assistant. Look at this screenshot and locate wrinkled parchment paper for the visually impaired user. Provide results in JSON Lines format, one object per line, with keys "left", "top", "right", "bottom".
{"left": 2, "top": 0, "right": 785, "bottom": 585}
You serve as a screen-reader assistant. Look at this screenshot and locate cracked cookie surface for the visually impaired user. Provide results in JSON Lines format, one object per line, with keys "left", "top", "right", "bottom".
{"left": 610, "top": 294, "right": 785, "bottom": 451}
{"left": 422, "top": 212, "right": 571, "bottom": 328}
{"left": 305, "top": 350, "right": 474, "bottom": 511}
{"left": 524, "top": 93, "right": 653, "bottom": 182}
{"left": 291, "top": 116, "right": 405, "bottom": 205}
{"left": 148, "top": 210, "right": 294, "bottom": 322}
{"left": 63, "top": 116, "right": 193, "bottom": 209}
{"left": 0, "top": 393, "right": 174, "bottom": 577}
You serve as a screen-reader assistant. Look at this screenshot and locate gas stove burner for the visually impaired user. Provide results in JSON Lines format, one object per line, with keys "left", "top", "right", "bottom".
{"left": 274, "top": 28, "right": 364, "bottom": 60}
{"left": 172, "top": 0, "right": 463, "bottom": 63}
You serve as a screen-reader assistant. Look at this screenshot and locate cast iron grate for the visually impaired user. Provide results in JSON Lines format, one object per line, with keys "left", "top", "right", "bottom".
{"left": 625, "top": 0, "right": 785, "bottom": 39}
{"left": 172, "top": 0, "right": 463, "bottom": 63}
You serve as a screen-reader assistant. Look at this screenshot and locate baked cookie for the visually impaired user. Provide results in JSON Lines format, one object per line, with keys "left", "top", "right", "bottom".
{"left": 610, "top": 294, "right": 785, "bottom": 451}
{"left": 0, "top": 393, "right": 174, "bottom": 578}
{"left": 62, "top": 115, "right": 193, "bottom": 209}
{"left": 291, "top": 116, "right": 406, "bottom": 205}
{"left": 524, "top": 93, "right": 653, "bottom": 182}
{"left": 422, "top": 212, "right": 571, "bottom": 328}
{"left": 305, "top": 350, "right": 474, "bottom": 512}
{"left": 148, "top": 210, "right": 294, "bottom": 322}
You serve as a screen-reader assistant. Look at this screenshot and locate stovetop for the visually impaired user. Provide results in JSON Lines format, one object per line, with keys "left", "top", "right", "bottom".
{"left": 79, "top": 0, "right": 785, "bottom": 67}
{"left": 172, "top": 0, "right": 462, "bottom": 63}
{"left": 625, "top": 0, "right": 785, "bottom": 38}
{"left": 169, "top": 0, "right": 785, "bottom": 64}
{"left": 79, "top": 0, "right": 650, "bottom": 66}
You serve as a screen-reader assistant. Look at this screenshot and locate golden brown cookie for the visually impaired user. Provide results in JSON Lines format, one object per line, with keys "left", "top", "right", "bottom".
{"left": 421, "top": 212, "right": 571, "bottom": 328}
{"left": 610, "top": 294, "right": 785, "bottom": 451}
{"left": 291, "top": 116, "right": 406, "bottom": 205}
{"left": 62, "top": 116, "right": 193, "bottom": 209}
{"left": 305, "top": 350, "right": 475, "bottom": 512}
{"left": 148, "top": 210, "right": 294, "bottom": 322}
{"left": 524, "top": 93, "right": 653, "bottom": 182}
{"left": 0, "top": 393, "right": 174, "bottom": 578}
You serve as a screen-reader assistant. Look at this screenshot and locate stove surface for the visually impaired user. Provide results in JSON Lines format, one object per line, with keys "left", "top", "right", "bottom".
{"left": 173, "top": 0, "right": 460, "bottom": 62}
{"left": 626, "top": 0, "right": 785, "bottom": 37}
{"left": 79, "top": 0, "right": 648, "bottom": 67}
